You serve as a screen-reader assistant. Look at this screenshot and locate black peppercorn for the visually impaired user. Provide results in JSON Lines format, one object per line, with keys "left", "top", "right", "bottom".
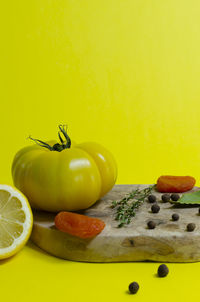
{"left": 172, "top": 213, "right": 179, "bottom": 221}
{"left": 187, "top": 223, "right": 196, "bottom": 232}
{"left": 157, "top": 264, "right": 169, "bottom": 277}
{"left": 161, "top": 193, "right": 171, "bottom": 203}
{"left": 147, "top": 220, "right": 156, "bottom": 229}
{"left": 171, "top": 193, "right": 180, "bottom": 201}
{"left": 148, "top": 194, "right": 157, "bottom": 203}
{"left": 129, "top": 282, "right": 139, "bottom": 294}
{"left": 151, "top": 203, "right": 160, "bottom": 213}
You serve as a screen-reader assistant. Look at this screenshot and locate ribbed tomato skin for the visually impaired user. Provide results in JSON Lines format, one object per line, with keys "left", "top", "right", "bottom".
{"left": 12, "top": 141, "right": 117, "bottom": 212}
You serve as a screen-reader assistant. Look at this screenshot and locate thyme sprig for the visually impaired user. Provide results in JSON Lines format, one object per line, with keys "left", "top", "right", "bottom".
{"left": 111, "top": 185, "right": 155, "bottom": 227}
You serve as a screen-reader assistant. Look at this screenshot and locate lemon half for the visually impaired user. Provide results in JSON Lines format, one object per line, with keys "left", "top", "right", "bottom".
{"left": 0, "top": 185, "right": 33, "bottom": 259}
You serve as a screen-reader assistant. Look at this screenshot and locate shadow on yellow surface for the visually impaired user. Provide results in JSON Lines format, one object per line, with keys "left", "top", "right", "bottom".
{"left": 0, "top": 257, "right": 13, "bottom": 265}
{"left": 26, "top": 240, "right": 67, "bottom": 263}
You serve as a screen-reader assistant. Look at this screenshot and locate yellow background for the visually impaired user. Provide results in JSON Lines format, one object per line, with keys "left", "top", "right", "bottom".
{"left": 1, "top": 0, "right": 200, "bottom": 301}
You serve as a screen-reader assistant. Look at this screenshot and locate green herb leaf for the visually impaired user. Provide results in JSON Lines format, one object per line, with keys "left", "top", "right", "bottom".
{"left": 177, "top": 191, "right": 200, "bottom": 204}
{"left": 111, "top": 185, "right": 155, "bottom": 227}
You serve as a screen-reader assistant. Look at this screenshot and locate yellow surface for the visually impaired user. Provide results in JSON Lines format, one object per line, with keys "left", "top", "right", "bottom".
{"left": 1, "top": 0, "right": 200, "bottom": 301}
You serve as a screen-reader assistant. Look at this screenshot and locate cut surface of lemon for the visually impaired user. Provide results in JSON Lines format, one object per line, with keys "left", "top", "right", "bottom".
{"left": 0, "top": 185, "right": 33, "bottom": 259}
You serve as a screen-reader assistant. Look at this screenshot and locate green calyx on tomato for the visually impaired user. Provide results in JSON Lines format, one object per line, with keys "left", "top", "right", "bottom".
{"left": 12, "top": 125, "right": 117, "bottom": 212}
{"left": 29, "top": 125, "right": 71, "bottom": 152}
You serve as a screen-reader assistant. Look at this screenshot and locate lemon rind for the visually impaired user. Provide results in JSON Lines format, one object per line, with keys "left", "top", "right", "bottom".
{"left": 0, "top": 184, "right": 33, "bottom": 259}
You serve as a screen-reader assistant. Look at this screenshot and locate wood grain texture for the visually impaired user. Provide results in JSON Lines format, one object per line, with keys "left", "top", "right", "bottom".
{"left": 31, "top": 185, "right": 200, "bottom": 262}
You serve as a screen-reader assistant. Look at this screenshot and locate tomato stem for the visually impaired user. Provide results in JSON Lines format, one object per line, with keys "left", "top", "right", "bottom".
{"left": 28, "top": 136, "right": 54, "bottom": 150}
{"left": 28, "top": 125, "right": 71, "bottom": 151}
{"left": 58, "top": 125, "right": 71, "bottom": 148}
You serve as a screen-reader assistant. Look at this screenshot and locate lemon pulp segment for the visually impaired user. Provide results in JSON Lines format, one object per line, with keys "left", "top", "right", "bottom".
{"left": 0, "top": 185, "right": 33, "bottom": 259}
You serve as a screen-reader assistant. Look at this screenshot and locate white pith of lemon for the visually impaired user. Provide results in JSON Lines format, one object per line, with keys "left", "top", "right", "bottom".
{"left": 0, "top": 185, "right": 33, "bottom": 259}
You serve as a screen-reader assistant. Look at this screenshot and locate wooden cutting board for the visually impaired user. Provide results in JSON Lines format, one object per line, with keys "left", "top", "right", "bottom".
{"left": 31, "top": 184, "right": 200, "bottom": 263}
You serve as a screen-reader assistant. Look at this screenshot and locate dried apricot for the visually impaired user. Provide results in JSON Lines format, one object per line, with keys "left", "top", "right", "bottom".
{"left": 54, "top": 211, "right": 105, "bottom": 239}
{"left": 156, "top": 175, "right": 195, "bottom": 193}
